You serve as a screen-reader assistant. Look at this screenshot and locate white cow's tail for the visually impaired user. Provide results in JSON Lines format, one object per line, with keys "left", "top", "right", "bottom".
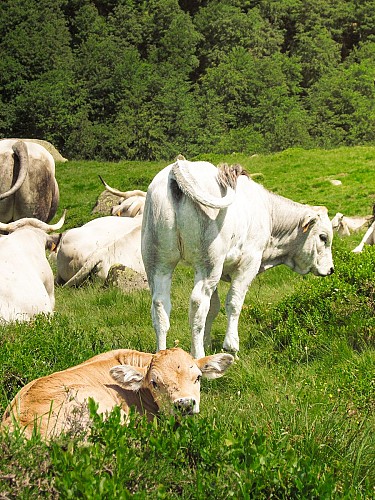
{"left": 172, "top": 160, "right": 244, "bottom": 209}
{"left": 0, "top": 141, "right": 29, "bottom": 200}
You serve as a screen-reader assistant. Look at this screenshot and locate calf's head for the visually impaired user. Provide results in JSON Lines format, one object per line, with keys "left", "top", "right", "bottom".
{"left": 110, "top": 347, "right": 234, "bottom": 415}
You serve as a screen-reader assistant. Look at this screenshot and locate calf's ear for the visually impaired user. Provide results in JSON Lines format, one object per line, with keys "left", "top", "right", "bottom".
{"left": 197, "top": 353, "right": 234, "bottom": 380}
{"left": 109, "top": 365, "right": 144, "bottom": 391}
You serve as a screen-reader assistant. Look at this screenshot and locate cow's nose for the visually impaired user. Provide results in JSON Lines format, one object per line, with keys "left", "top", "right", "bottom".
{"left": 174, "top": 398, "right": 197, "bottom": 415}
{"left": 328, "top": 266, "right": 334, "bottom": 275}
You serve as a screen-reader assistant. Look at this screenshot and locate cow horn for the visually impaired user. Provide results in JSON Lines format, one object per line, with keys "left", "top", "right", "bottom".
{"left": 99, "top": 175, "right": 146, "bottom": 199}
{"left": 0, "top": 210, "right": 66, "bottom": 233}
{"left": 0, "top": 141, "right": 29, "bottom": 200}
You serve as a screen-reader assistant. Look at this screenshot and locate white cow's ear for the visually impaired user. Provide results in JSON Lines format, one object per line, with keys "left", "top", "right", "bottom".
{"left": 197, "top": 353, "right": 234, "bottom": 380}
{"left": 109, "top": 365, "right": 144, "bottom": 391}
{"left": 301, "top": 214, "right": 318, "bottom": 233}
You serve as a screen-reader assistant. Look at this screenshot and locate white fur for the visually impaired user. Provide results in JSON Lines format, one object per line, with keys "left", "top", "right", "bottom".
{"left": 352, "top": 220, "right": 375, "bottom": 253}
{"left": 142, "top": 160, "right": 334, "bottom": 358}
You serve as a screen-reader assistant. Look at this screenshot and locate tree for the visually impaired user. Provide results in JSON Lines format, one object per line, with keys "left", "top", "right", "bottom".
{"left": 0, "top": 0, "right": 75, "bottom": 145}
{"left": 197, "top": 47, "right": 310, "bottom": 153}
{"left": 307, "top": 62, "right": 375, "bottom": 147}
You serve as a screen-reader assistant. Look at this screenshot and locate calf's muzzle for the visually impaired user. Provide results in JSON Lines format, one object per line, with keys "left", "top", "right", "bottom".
{"left": 174, "top": 397, "right": 198, "bottom": 415}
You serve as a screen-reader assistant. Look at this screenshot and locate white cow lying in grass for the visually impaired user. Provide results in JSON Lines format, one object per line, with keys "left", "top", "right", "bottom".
{"left": 0, "top": 213, "right": 65, "bottom": 323}
{"left": 54, "top": 216, "right": 145, "bottom": 287}
{"left": 1, "top": 347, "right": 234, "bottom": 439}
{"left": 331, "top": 212, "right": 369, "bottom": 236}
{"left": 99, "top": 176, "right": 146, "bottom": 217}
{"left": 142, "top": 159, "right": 334, "bottom": 358}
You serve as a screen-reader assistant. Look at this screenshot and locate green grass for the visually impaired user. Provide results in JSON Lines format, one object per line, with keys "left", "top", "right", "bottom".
{"left": 0, "top": 147, "right": 374, "bottom": 498}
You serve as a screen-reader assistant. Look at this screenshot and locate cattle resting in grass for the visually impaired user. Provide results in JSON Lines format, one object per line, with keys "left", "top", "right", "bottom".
{"left": 0, "top": 139, "right": 59, "bottom": 223}
{"left": 141, "top": 159, "right": 334, "bottom": 359}
{"left": 331, "top": 212, "right": 369, "bottom": 237}
{"left": 1, "top": 347, "right": 234, "bottom": 440}
{"left": 99, "top": 175, "right": 146, "bottom": 217}
{"left": 0, "top": 213, "right": 65, "bottom": 323}
{"left": 53, "top": 215, "right": 145, "bottom": 287}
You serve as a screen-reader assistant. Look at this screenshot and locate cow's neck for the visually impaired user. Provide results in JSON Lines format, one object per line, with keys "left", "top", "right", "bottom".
{"left": 260, "top": 191, "right": 307, "bottom": 271}
{"left": 13, "top": 228, "right": 48, "bottom": 253}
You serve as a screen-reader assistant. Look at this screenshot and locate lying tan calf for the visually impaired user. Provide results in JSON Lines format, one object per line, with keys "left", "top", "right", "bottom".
{"left": 2, "top": 347, "right": 234, "bottom": 439}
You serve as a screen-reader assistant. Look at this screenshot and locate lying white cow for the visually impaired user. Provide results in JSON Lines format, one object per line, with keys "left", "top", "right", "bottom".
{"left": 54, "top": 216, "right": 145, "bottom": 287}
{"left": 0, "top": 214, "right": 65, "bottom": 323}
{"left": 352, "top": 219, "right": 375, "bottom": 253}
{"left": 142, "top": 160, "right": 334, "bottom": 358}
{"left": 99, "top": 176, "right": 146, "bottom": 217}
{"left": 331, "top": 212, "right": 369, "bottom": 236}
{"left": 1, "top": 347, "right": 234, "bottom": 439}
{"left": 0, "top": 139, "right": 59, "bottom": 223}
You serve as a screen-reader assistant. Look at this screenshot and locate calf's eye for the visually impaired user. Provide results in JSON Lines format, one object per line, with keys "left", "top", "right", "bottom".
{"left": 195, "top": 375, "right": 202, "bottom": 384}
{"left": 319, "top": 234, "right": 328, "bottom": 243}
{"left": 151, "top": 380, "right": 158, "bottom": 389}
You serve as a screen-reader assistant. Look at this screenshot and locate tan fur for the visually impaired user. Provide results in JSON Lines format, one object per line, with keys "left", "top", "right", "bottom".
{"left": 2, "top": 348, "right": 233, "bottom": 439}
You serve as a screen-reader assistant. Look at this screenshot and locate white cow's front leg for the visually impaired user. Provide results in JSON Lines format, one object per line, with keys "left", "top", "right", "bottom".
{"left": 352, "top": 221, "right": 375, "bottom": 253}
{"left": 150, "top": 271, "right": 174, "bottom": 351}
{"left": 223, "top": 265, "right": 259, "bottom": 354}
{"left": 189, "top": 273, "right": 221, "bottom": 359}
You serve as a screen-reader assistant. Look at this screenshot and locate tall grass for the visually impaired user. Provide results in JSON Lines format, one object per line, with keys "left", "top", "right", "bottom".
{"left": 0, "top": 147, "right": 374, "bottom": 498}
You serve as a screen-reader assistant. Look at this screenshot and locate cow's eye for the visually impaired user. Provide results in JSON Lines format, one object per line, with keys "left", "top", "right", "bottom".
{"left": 195, "top": 375, "right": 202, "bottom": 384}
{"left": 319, "top": 234, "right": 328, "bottom": 243}
{"left": 151, "top": 380, "right": 158, "bottom": 389}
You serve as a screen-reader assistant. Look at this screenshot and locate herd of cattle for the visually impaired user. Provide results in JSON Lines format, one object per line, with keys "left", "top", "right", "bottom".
{"left": 1, "top": 138, "right": 374, "bottom": 438}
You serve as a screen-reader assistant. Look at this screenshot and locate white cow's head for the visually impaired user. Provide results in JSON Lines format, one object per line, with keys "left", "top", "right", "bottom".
{"left": 110, "top": 347, "right": 234, "bottom": 415}
{"left": 291, "top": 208, "right": 334, "bottom": 277}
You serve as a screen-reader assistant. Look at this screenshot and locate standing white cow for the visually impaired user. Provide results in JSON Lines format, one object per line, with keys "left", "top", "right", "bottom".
{"left": 0, "top": 139, "right": 59, "bottom": 223}
{"left": 352, "top": 219, "right": 375, "bottom": 253}
{"left": 141, "top": 160, "right": 334, "bottom": 358}
{"left": 54, "top": 216, "right": 145, "bottom": 286}
{"left": 0, "top": 213, "right": 65, "bottom": 323}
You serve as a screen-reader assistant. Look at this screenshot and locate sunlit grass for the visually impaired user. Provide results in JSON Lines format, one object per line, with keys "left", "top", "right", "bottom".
{"left": 1, "top": 147, "right": 374, "bottom": 497}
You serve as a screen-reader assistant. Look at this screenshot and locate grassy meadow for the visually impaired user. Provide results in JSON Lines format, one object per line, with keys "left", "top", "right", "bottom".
{"left": 0, "top": 147, "right": 374, "bottom": 498}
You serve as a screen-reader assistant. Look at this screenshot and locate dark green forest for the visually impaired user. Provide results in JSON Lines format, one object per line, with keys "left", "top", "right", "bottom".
{"left": 1, "top": 0, "right": 375, "bottom": 161}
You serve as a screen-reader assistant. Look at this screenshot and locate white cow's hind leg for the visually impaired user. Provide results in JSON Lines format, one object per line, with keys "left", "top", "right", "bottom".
{"left": 150, "top": 270, "right": 174, "bottom": 351}
{"left": 190, "top": 271, "right": 221, "bottom": 359}
{"left": 223, "top": 264, "right": 259, "bottom": 353}
{"left": 204, "top": 288, "right": 221, "bottom": 350}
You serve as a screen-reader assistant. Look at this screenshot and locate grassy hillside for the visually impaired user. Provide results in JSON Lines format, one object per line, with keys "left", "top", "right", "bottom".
{"left": 0, "top": 147, "right": 374, "bottom": 498}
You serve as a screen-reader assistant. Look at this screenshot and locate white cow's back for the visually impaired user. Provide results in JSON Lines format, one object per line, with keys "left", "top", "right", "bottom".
{"left": 56, "top": 216, "right": 143, "bottom": 283}
{"left": 0, "top": 229, "right": 55, "bottom": 322}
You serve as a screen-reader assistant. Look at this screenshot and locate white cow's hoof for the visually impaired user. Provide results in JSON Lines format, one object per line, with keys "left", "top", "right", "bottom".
{"left": 222, "top": 345, "right": 239, "bottom": 360}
